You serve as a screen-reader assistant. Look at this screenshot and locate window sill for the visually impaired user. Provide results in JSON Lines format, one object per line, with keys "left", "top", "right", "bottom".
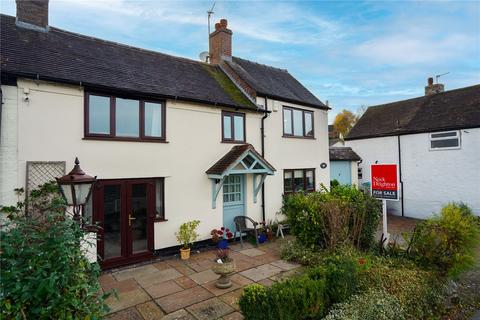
{"left": 154, "top": 218, "right": 168, "bottom": 223}
{"left": 282, "top": 135, "right": 316, "bottom": 140}
{"left": 83, "top": 136, "right": 169, "bottom": 143}
{"left": 221, "top": 140, "right": 247, "bottom": 144}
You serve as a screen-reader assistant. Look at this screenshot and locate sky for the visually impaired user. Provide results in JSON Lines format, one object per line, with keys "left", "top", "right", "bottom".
{"left": 1, "top": 0, "right": 479, "bottom": 122}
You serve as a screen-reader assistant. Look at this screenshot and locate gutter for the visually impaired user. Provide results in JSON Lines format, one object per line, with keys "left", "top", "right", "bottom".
{"left": 260, "top": 97, "right": 269, "bottom": 222}
{"left": 257, "top": 92, "right": 330, "bottom": 111}
{"left": 2, "top": 71, "right": 263, "bottom": 113}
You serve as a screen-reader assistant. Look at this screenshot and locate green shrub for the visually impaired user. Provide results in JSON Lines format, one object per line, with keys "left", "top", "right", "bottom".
{"left": 407, "top": 202, "right": 480, "bottom": 277}
{"left": 358, "top": 256, "right": 445, "bottom": 319}
{"left": 0, "top": 183, "right": 109, "bottom": 319}
{"left": 281, "top": 240, "right": 323, "bottom": 266}
{"left": 239, "top": 275, "right": 328, "bottom": 319}
{"left": 282, "top": 185, "right": 381, "bottom": 251}
{"left": 322, "top": 254, "right": 359, "bottom": 304}
{"left": 323, "top": 289, "right": 406, "bottom": 320}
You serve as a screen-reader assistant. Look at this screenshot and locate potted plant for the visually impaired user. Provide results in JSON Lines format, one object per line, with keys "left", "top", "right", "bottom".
{"left": 212, "top": 248, "right": 235, "bottom": 288}
{"left": 258, "top": 222, "right": 267, "bottom": 244}
{"left": 175, "top": 220, "right": 200, "bottom": 260}
{"left": 211, "top": 227, "right": 233, "bottom": 249}
{"left": 265, "top": 220, "right": 274, "bottom": 241}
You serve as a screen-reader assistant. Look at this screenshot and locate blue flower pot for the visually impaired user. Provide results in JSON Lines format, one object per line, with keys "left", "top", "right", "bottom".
{"left": 217, "top": 239, "right": 229, "bottom": 249}
{"left": 258, "top": 234, "right": 267, "bottom": 244}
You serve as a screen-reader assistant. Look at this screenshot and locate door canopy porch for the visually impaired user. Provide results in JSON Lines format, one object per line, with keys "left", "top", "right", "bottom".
{"left": 206, "top": 144, "right": 275, "bottom": 208}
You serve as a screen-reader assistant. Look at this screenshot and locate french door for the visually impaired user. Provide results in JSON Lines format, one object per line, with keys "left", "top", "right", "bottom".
{"left": 93, "top": 179, "right": 155, "bottom": 269}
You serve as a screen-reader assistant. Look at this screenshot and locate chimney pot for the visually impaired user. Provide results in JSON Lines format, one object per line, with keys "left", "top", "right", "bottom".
{"left": 215, "top": 23, "right": 221, "bottom": 31}
{"left": 428, "top": 77, "right": 434, "bottom": 85}
{"left": 220, "top": 19, "right": 228, "bottom": 28}
{"left": 425, "top": 77, "right": 445, "bottom": 96}
{"left": 16, "top": 0, "right": 49, "bottom": 31}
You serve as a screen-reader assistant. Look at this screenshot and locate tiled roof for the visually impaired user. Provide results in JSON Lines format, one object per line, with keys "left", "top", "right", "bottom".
{"left": 329, "top": 147, "right": 361, "bottom": 161}
{"left": 226, "top": 57, "right": 328, "bottom": 109}
{"left": 0, "top": 14, "right": 256, "bottom": 110}
{"left": 346, "top": 85, "right": 480, "bottom": 140}
{"left": 206, "top": 144, "right": 275, "bottom": 175}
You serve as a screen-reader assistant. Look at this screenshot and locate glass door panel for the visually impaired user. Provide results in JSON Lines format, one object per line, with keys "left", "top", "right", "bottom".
{"left": 103, "top": 185, "right": 122, "bottom": 259}
{"left": 130, "top": 183, "right": 148, "bottom": 254}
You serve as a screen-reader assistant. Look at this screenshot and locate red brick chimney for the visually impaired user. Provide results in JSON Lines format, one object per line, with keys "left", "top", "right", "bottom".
{"left": 16, "top": 0, "right": 49, "bottom": 31}
{"left": 209, "top": 19, "right": 232, "bottom": 64}
{"left": 425, "top": 77, "right": 445, "bottom": 96}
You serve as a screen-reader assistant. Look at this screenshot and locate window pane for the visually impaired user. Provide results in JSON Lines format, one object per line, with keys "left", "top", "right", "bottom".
{"left": 155, "top": 179, "right": 164, "bottom": 219}
{"left": 293, "top": 110, "right": 304, "bottom": 136}
{"left": 431, "top": 131, "right": 457, "bottom": 139}
{"left": 89, "top": 95, "right": 110, "bottom": 134}
{"left": 294, "top": 170, "right": 304, "bottom": 191}
{"left": 234, "top": 115, "right": 244, "bottom": 141}
{"left": 305, "top": 112, "right": 313, "bottom": 136}
{"left": 306, "top": 170, "right": 314, "bottom": 190}
{"left": 116, "top": 98, "right": 139, "bottom": 137}
{"left": 431, "top": 138, "right": 459, "bottom": 149}
{"left": 145, "top": 102, "right": 163, "bottom": 137}
{"left": 283, "top": 109, "right": 292, "bottom": 135}
{"left": 223, "top": 115, "right": 232, "bottom": 139}
{"left": 104, "top": 185, "right": 121, "bottom": 259}
{"left": 284, "top": 171, "right": 293, "bottom": 192}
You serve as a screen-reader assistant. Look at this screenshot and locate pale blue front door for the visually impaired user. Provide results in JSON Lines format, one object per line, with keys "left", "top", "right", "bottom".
{"left": 223, "top": 175, "right": 245, "bottom": 232}
{"left": 330, "top": 161, "right": 352, "bottom": 185}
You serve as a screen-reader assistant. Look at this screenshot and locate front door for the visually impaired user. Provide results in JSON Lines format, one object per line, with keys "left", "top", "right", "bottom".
{"left": 223, "top": 175, "right": 245, "bottom": 233}
{"left": 93, "top": 179, "right": 155, "bottom": 269}
{"left": 330, "top": 161, "right": 352, "bottom": 185}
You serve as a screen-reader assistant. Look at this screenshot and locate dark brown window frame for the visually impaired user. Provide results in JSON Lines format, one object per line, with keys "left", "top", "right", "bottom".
{"left": 282, "top": 106, "right": 315, "bottom": 139}
{"left": 84, "top": 92, "right": 167, "bottom": 143}
{"left": 221, "top": 110, "right": 246, "bottom": 143}
{"left": 283, "top": 168, "right": 316, "bottom": 194}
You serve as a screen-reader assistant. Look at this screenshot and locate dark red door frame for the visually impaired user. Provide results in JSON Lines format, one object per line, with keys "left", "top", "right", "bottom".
{"left": 93, "top": 178, "right": 155, "bottom": 269}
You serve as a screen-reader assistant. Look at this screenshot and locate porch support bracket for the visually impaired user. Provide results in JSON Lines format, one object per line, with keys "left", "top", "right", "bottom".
{"left": 211, "top": 178, "right": 225, "bottom": 209}
{"left": 253, "top": 174, "right": 267, "bottom": 204}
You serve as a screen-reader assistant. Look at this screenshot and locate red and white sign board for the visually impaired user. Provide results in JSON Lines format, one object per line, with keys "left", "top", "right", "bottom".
{"left": 371, "top": 164, "right": 399, "bottom": 201}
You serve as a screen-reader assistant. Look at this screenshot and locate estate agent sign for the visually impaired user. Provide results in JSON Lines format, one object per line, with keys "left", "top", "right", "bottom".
{"left": 371, "top": 164, "right": 399, "bottom": 201}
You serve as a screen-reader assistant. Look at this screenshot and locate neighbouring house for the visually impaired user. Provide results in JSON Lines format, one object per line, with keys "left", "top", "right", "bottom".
{"left": 345, "top": 78, "right": 480, "bottom": 219}
{"left": 0, "top": 1, "right": 330, "bottom": 268}
{"left": 328, "top": 124, "right": 345, "bottom": 146}
{"left": 329, "top": 147, "right": 361, "bottom": 186}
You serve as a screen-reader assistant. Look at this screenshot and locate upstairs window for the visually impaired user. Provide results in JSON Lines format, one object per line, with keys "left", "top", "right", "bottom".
{"left": 85, "top": 93, "right": 165, "bottom": 142}
{"left": 429, "top": 131, "right": 460, "bottom": 150}
{"left": 283, "top": 107, "right": 314, "bottom": 138}
{"left": 284, "top": 169, "right": 315, "bottom": 194}
{"left": 222, "top": 111, "right": 245, "bottom": 143}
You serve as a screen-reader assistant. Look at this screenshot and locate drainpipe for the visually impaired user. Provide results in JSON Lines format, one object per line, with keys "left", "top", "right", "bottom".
{"left": 260, "top": 97, "right": 269, "bottom": 222}
{"left": 397, "top": 135, "right": 405, "bottom": 216}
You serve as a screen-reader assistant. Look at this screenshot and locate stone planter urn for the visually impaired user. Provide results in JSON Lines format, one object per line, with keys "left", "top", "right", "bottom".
{"left": 212, "top": 260, "right": 235, "bottom": 289}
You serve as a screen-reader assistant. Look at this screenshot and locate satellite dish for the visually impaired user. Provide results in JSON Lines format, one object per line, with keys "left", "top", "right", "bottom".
{"left": 199, "top": 51, "right": 209, "bottom": 62}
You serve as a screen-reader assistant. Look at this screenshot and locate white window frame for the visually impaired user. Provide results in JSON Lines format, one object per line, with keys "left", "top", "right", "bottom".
{"left": 429, "top": 130, "right": 461, "bottom": 151}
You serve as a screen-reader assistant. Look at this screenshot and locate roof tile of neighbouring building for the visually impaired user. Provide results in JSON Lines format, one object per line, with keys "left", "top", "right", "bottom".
{"left": 329, "top": 147, "right": 361, "bottom": 161}
{"left": 206, "top": 144, "right": 275, "bottom": 175}
{"left": 226, "top": 57, "right": 328, "bottom": 109}
{"left": 0, "top": 14, "right": 256, "bottom": 110}
{"left": 346, "top": 84, "right": 480, "bottom": 140}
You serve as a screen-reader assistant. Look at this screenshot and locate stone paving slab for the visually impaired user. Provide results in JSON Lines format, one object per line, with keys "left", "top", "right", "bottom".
{"left": 137, "top": 268, "right": 183, "bottom": 288}
{"left": 223, "top": 312, "right": 244, "bottom": 320}
{"left": 144, "top": 279, "right": 184, "bottom": 298}
{"left": 230, "top": 274, "right": 253, "bottom": 286}
{"left": 156, "top": 286, "right": 214, "bottom": 313}
{"left": 202, "top": 279, "right": 241, "bottom": 296}
{"left": 105, "top": 287, "right": 151, "bottom": 314}
{"left": 105, "top": 307, "right": 144, "bottom": 320}
{"left": 189, "top": 269, "right": 220, "bottom": 285}
{"left": 114, "top": 265, "right": 159, "bottom": 282}
{"left": 239, "top": 248, "right": 265, "bottom": 257}
{"left": 162, "top": 309, "right": 196, "bottom": 320}
{"left": 136, "top": 301, "right": 165, "bottom": 320}
{"left": 270, "top": 259, "right": 301, "bottom": 271}
{"left": 218, "top": 288, "right": 244, "bottom": 311}
{"left": 186, "top": 297, "right": 234, "bottom": 320}
{"left": 175, "top": 276, "right": 198, "bottom": 289}
{"left": 102, "top": 278, "right": 139, "bottom": 293}
{"left": 239, "top": 264, "right": 282, "bottom": 282}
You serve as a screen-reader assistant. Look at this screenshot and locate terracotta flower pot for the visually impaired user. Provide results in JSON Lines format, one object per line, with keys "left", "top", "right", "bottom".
{"left": 180, "top": 247, "right": 191, "bottom": 260}
{"left": 212, "top": 260, "right": 235, "bottom": 288}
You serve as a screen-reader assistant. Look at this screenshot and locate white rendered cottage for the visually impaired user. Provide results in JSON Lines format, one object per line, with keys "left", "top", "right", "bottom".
{"left": 0, "top": 1, "right": 330, "bottom": 268}
{"left": 345, "top": 80, "right": 480, "bottom": 219}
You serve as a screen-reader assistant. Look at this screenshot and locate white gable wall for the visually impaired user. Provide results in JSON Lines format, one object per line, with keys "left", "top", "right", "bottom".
{"left": 346, "top": 128, "right": 480, "bottom": 218}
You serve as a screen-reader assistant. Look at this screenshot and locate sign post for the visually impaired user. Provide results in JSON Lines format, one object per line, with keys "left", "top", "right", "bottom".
{"left": 371, "top": 164, "right": 399, "bottom": 247}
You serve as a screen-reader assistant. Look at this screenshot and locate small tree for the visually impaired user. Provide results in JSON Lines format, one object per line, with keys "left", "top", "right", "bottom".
{"left": 333, "top": 110, "right": 358, "bottom": 137}
{"left": 176, "top": 220, "right": 201, "bottom": 249}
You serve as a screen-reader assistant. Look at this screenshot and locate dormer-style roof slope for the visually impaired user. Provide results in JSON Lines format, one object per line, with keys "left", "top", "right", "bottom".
{"left": 346, "top": 84, "right": 480, "bottom": 140}
{"left": 0, "top": 14, "right": 256, "bottom": 111}
{"left": 227, "top": 57, "right": 328, "bottom": 109}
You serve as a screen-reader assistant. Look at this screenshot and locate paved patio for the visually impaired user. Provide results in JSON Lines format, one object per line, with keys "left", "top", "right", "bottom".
{"left": 101, "top": 239, "right": 302, "bottom": 320}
